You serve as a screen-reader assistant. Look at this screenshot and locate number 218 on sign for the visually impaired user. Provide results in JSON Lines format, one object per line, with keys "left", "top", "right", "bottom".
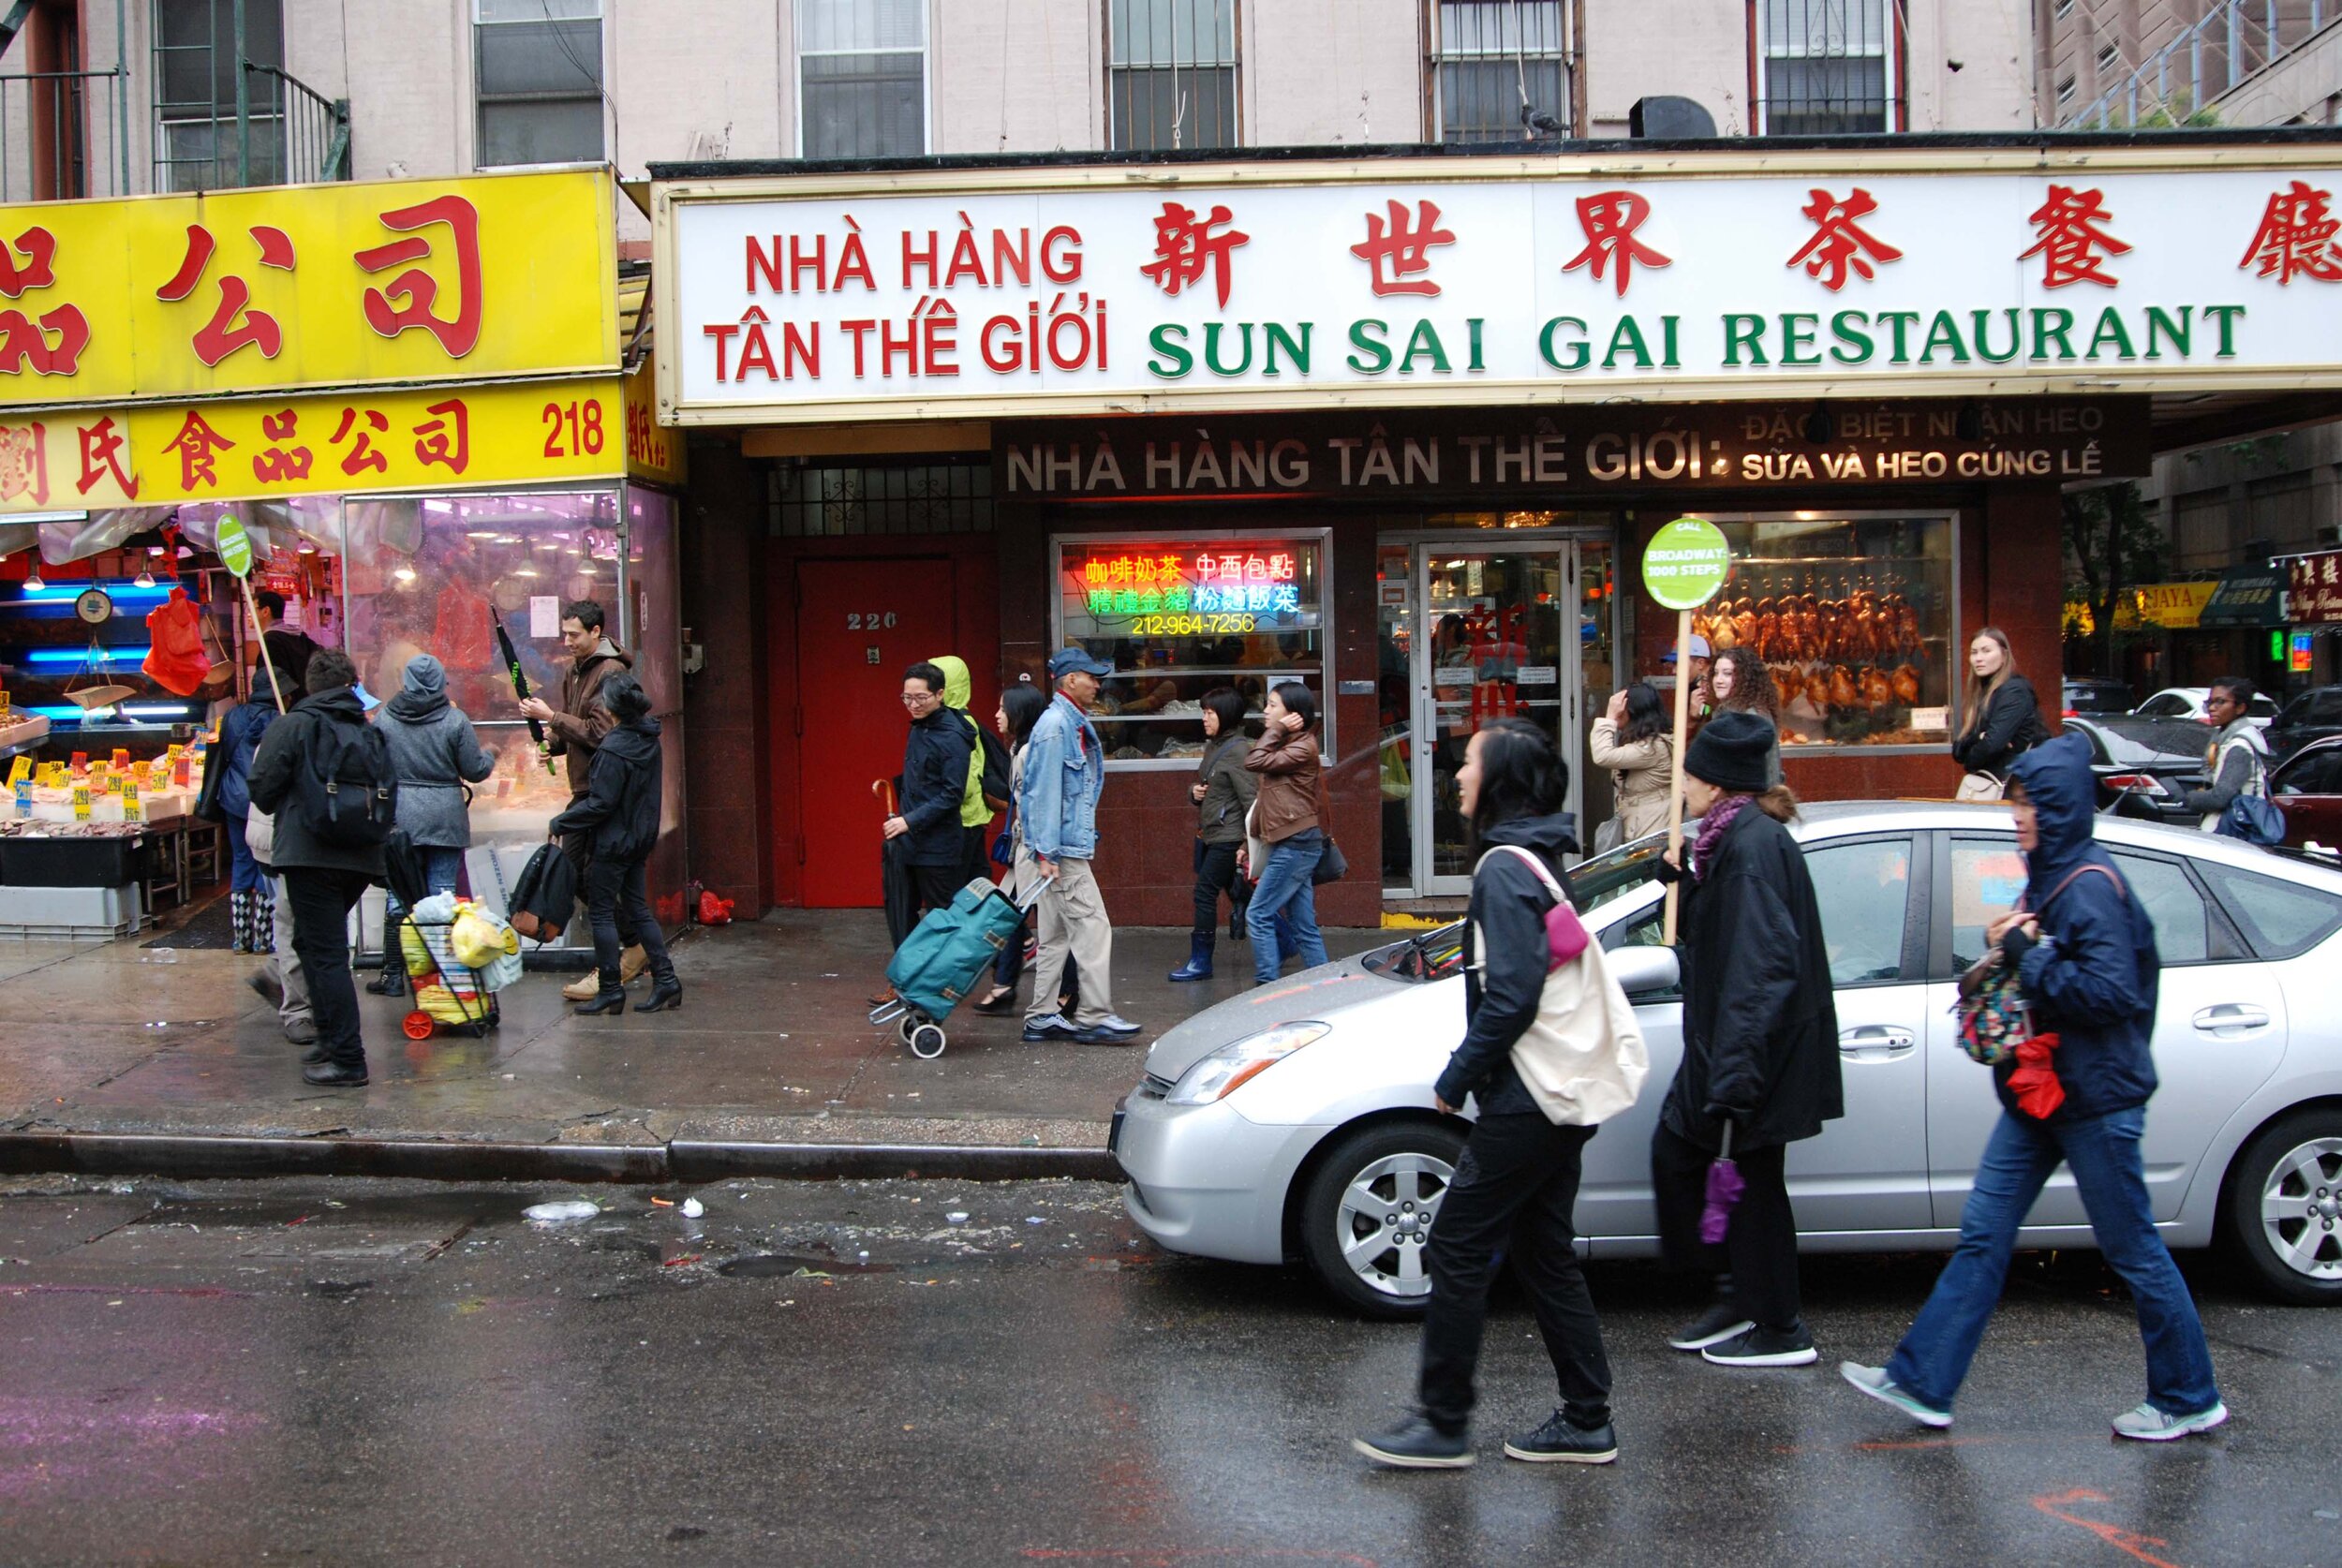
{"left": 541, "top": 398, "right": 606, "bottom": 457}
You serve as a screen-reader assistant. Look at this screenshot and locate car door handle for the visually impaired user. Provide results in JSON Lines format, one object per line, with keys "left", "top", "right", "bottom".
{"left": 2191, "top": 1003, "right": 2271, "bottom": 1034}
{"left": 1838, "top": 1025, "right": 1916, "bottom": 1057}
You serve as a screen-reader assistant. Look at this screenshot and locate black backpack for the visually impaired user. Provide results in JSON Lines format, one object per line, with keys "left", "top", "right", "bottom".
{"left": 976, "top": 724, "right": 1012, "bottom": 808}
{"left": 297, "top": 711, "right": 398, "bottom": 848}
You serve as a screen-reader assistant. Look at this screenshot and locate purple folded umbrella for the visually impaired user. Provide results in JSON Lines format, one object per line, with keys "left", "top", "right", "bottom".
{"left": 1699, "top": 1122, "right": 1746, "bottom": 1246}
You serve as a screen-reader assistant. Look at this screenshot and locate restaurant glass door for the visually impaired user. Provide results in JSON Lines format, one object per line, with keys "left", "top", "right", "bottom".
{"left": 1384, "top": 538, "right": 1602, "bottom": 898}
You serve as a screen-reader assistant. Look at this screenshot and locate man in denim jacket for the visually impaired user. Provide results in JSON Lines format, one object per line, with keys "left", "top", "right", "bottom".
{"left": 1018, "top": 647, "right": 1141, "bottom": 1044}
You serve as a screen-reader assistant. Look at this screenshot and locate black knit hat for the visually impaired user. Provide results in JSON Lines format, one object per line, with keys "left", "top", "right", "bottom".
{"left": 1683, "top": 710, "right": 1775, "bottom": 794}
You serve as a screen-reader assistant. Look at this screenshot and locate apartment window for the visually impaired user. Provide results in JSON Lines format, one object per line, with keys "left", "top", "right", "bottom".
{"left": 152, "top": 0, "right": 285, "bottom": 190}
{"left": 1108, "top": 0, "right": 1239, "bottom": 151}
{"left": 1430, "top": 1, "right": 1568, "bottom": 143}
{"left": 474, "top": 0, "right": 604, "bottom": 169}
{"left": 1756, "top": 0, "right": 1895, "bottom": 135}
{"left": 2053, "top": 0, "right": 2074, "bottom": 15}
{"left": 2056, "top": 73, "right": 2078, "bottom": 108}
{"left": 2095, "top": 42, "right": 2121, "bottom": 72}
{"left": 798, "top": 0, "right": 927, "bottom": 158}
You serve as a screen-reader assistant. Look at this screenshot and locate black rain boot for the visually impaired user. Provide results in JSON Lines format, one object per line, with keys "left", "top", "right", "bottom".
{"left": 1167, "top": 931, "right": 1215, "bottom": 982}
{"left": 574, "top": 983, "right": 629, "bottom": 1016}
{"left": 366, "top": 914, "right": 408, "bottom": 996}
{"left": 633, "top": 970, "right": 683, "bottom": 1013}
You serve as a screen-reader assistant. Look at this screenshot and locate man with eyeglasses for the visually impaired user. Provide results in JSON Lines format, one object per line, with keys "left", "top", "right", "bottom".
{"left": 2184, "top": 677, "right": 2270, "bottom": 834}
{"left": 883, "top": 660, "right": 978, "bottom": 944}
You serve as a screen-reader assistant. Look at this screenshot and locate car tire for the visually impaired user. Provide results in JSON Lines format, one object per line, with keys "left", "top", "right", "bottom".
{"left": 1298, "top": 1120, "right": 1466, "bottom": 1320}
{"left": 2222, "top": 1108, "right": 2342, "bottom": 1307}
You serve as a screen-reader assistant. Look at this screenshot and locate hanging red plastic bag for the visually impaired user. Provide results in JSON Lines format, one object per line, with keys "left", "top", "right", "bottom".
{"left": 142, "top": 587, "right": 212, "bottom": 697}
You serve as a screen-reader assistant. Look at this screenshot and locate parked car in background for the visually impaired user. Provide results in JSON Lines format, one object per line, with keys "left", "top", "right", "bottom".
{"left": 2063, "top": 677, "right": 2137, "bottom": 717}
{"left": 2135, "top": 686, "right": 2280, "bottom": 730}
{"left": 2272, "top": 735, "right": 2342, "bottom": 856}
{"left": 2268, "top": 686, "right": 2342, "bottom": 762}
{"left": 1114, "top": 805, "right": 2342, "bottom": 1317}
{"left": 2061, "top": 714, "right": 2214, "bottom": 825}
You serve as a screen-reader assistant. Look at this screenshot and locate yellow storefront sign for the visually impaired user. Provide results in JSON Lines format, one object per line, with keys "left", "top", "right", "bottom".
{"left": 0, "top": 170, "right": 616, "bottom": 409}
{"left": 2135, "top": 581, "right": 2217, "bottom": 629}
{"left": 0, "top": 378, "right": 628, "bottom": 510}
{"left": 621, "top": 355, "right": 686, "bottom": 487}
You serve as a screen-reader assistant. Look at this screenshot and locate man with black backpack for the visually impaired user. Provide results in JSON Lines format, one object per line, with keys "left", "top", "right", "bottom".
{"left": 246, "top": 648, "right": 398, "bottom": 1087}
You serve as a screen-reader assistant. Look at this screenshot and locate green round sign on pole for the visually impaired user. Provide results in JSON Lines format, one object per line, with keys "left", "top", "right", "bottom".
{"left": 215, "top": 515, "right": 253, "bottom": 578}
{"left": 1640, "top": 516, "right": 1732, "bottom": 611}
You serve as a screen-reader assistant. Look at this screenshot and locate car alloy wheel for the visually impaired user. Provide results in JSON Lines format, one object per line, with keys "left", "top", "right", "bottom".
{"left": 1297, "top": 1120, "right": 1466, "bottom": 1317}
{"left": 2226, "top": 1110, "right": 2342, "bottom": 1306}
{"left": 2259, "top": 1134, "right": 2342, "bottom": 1282}
{"left": 1337, "top": 1152, "right": 1453, "bottom": 1297}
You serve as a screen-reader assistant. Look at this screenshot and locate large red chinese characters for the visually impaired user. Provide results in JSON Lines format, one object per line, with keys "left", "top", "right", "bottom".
{"left": 1786, "top": 187, "right": 1902, "bottom": 290}
{"left": 2239, "top": 180, "right": 2342, "bottom": 285}
{"left": 1563, "top": 191, "right": 1668, "bottom": 298}
{"left": 2022, "top": 185, "right": 2130, "bottom": 288}
{"left": 156, "top": 223, "right": 296, "bottom": 366}
{"left": 1351, "top": 200, "right": 1455, "bottom": 298}
{"left": 0, "top": 226, "right": 89, "bottom": 376}
{"left": 1139, "top": 200, "right": 1249, "bottom": 309}
{"left": 355, "top": 195, "right": 484, "bottom": 358}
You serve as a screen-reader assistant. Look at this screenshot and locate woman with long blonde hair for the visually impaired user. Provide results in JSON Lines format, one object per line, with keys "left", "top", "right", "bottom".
{"left": 1951, "top": 627, "right": 2046, "bottom": 800}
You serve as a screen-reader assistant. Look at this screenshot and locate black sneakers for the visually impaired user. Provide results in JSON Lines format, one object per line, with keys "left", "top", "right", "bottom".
{"left": 1503, "top": 1411, "right": 1619, "bottom": 1465}
{"left": 1667, "top": 1299, "right": 1756, "bottom": 1353}
{"left": 1352, "top": 1414, "right": 1473, "bottom": 1469}
{"left": 1700, "top": 1323, "right": 1819, "bottom": 1368}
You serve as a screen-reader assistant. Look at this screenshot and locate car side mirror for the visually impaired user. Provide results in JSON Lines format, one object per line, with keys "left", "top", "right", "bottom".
{"left": 1608, "top": 943, "right": 1680, "bottom": 999}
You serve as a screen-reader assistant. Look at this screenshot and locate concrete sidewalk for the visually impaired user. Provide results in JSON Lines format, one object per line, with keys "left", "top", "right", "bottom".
{"left": 0, "top": 909, "right": 1384, "bottom": 1176}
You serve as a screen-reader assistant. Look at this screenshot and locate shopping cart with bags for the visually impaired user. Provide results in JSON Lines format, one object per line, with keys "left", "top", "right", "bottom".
{"left": 869, "top": 873, "right": 1050, "bottom": 1059}
{"left": 384, "top": 832, "right": 519, "bottom": 1041}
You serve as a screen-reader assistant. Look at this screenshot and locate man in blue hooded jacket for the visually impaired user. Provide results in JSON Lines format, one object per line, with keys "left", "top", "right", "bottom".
{"left": 1842, "top": 731, "right": 2224, "bottom": 1441}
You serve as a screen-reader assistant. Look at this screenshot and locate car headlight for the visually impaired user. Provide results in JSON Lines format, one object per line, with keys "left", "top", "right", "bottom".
{"left": 1164, "top": 1022, "right": 1331, "bottom": 1105}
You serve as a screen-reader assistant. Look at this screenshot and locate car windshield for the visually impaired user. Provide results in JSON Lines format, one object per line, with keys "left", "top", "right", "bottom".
{"left": 2086, "top": 717, "right": 2213, "bottom": 765}
{"left": 1359, "top": 834, "right": 1675, "bottom": 984}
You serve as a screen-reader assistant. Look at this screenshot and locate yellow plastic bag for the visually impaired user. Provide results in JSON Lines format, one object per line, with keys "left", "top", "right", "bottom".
{"left": 401, "top": 922, "right": 435, "bottom": 979}
{"left": 451, "top": 904, "right": 520, "bottom": 970}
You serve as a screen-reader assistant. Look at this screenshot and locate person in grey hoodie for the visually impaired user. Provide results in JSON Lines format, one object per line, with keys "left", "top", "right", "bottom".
{"left": 367, "top": 654, "right": 495, "bottom": 997}
{"left": 2183, "top": 677, "right": 2270, "bottom": 832}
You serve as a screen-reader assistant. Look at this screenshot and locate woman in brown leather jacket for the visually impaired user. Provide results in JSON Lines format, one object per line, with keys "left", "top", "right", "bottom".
{"left": 1244, "top": 682, "right": 1331, "bottom": 984}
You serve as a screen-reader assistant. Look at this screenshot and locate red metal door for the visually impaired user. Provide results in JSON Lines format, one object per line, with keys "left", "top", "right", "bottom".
{"left": 794, "top": 558, "right": 957, "bottom": 907}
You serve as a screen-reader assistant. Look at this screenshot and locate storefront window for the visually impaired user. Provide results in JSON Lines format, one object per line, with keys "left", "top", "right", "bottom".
{"left": 1052, "top": 530, "right": 1331, "bottom": 766}
{"left": 342, "top": 488, "right": 623, "bottom": 845}
{"left": 1653, "top": 511, "right": 1954, "bottom": 749}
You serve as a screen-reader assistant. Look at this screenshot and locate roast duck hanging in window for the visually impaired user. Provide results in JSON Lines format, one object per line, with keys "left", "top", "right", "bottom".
{"left": 1693, "top": 583, "right": 1927, "bottom": 744}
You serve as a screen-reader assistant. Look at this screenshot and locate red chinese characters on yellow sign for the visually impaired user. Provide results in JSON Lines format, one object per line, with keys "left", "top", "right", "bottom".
{"left": 0, "top": 379, "right": 625, "bottom": 510}
{"left": 0, "top": 170, "right": 615, "bottom": 408}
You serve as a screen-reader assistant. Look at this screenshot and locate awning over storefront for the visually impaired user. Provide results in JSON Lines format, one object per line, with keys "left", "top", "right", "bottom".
{"left": 2198, "top": 563, "right": 2289, "bottom": 628}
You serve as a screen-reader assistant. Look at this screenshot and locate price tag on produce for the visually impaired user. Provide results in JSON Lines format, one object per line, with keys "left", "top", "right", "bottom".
{"left": 6, "top": 757, "right": 26, "bottom": 787}
{"left": 11, "top": 780, "right": 29, "bottom": 818}
{"left": 71, "top": 784, "right": 90, "bottom": 821}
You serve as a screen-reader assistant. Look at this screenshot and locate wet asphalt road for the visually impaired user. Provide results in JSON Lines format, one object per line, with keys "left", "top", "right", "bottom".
{"left": 0, "top": 1175, "right": 2335, "bottom": 1568}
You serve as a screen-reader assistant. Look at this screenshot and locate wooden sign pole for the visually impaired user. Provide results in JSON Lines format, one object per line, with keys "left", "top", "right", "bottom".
{"left": 239, "top": 576, "right": 287, "bottom": 714}
{"left": 1663, "top": 606, "right": 1694, "bottom": 945}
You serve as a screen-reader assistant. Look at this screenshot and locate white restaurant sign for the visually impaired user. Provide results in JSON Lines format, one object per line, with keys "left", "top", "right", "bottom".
{"left": 652, "top": 149, "right": 2342, "bottom": 426}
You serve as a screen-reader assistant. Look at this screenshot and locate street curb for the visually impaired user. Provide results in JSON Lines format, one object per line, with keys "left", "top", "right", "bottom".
{"left": 0, "top": 1132, "right": 1119, "bottom": 1185}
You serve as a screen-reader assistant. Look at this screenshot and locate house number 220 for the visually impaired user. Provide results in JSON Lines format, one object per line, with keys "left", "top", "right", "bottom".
{"left": 846, "top": 611, "right": 898, "bottom": 629}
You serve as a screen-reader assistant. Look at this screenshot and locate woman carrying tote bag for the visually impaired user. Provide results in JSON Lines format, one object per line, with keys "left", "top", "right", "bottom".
{"left": 1951, "top": 627, "right": 2047, "bottom": 801}
{"left": 1354, "top": 717, "right": 1630, "bottom": 1472}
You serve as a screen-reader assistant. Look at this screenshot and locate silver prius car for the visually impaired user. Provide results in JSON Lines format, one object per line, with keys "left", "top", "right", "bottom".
{"left": 1113, "top": 802, "right": 2342, "bottom": 1317}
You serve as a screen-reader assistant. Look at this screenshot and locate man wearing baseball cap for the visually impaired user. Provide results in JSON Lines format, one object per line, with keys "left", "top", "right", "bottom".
{"left": 1663, "top": 633, "right": 1713, "bottom": 721}
{"left": 1015, "top": 647, "right": 1142, "bottom": 1043}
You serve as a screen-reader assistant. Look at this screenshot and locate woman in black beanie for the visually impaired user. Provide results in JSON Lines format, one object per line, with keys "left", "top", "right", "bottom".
{"left": 1650, "top": 710, "right": 1843, "bottom": 1368}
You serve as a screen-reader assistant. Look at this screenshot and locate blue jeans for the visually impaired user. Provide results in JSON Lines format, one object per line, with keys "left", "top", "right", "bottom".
{"left": 1886, "top": 1107, "right": 2220, "bottom": 1416}
{"left": 386, "top": 846, "right": 462, "bottom": 917}
{"left": 1247, "top": 829, "right": 1327, "bottom": 984}
{"left": 224, "top": 812, "right": 271, "bottom": 895}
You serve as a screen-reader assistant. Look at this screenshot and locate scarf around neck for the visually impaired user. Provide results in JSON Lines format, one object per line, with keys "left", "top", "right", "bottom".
{"left": 1691, "top": 791, "right": 1755, "bottom": 882}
